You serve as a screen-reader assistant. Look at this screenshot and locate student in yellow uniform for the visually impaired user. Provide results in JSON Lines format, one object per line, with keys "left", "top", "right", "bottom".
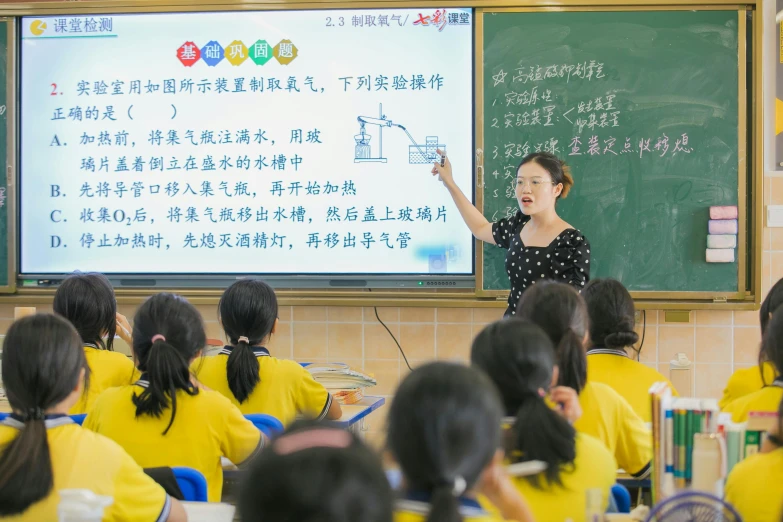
{"left": 471, "top": 319, "right": 617, "bottom": 522}
{"left": 723, "top": 308, "right": 783, "bottom": 423}
{"left": 517, "top": 281, "right": 653, "bottom": 479}
{"left": 720, "top": 277, "right": 783, "bottom": 409}
{"left": 0, "top": 313, "right": 186, "bottom": 522}
{"left": 194, "top": 279, "right": 341, "bottom": 425}
{"left": 54, "top": 272, "right": 140, "bottom": 414}
{"left": 724, "top": 397, "right": 783, "bottom": 522}
{"left": 239, "top": 420, "right": 392, "bottom": 522}
{"left": 583, "top": 278, "right": 678, "bottom": 422}
{"left": 388, "top": 362, "right": 535, "bottom": 522}
{"left": 85, "top": 292, "right": 263, "bottom": 502}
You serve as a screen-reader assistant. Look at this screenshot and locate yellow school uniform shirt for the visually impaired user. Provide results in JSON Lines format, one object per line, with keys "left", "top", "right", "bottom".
{"left": 719, "top": 361, "right": 778, "bottom": 410}
{"left": 70, "top": 344, "right": 140, "bottom": 415}
{"left": 193, "top": 347, "right": 332, "bottom": 425}
{"left": 573, "top": 380, "right": 652, "bottom": 477}
{"left": 84, "top": 381, "right": 263, "bottom": 502}
{"left": 395, "top": 497, "right": 505, "bottom": 522}
{"left": 721, "top": 383, "right": 783, "bottom": 423}
{"left": 587, "top": 349, "right": 679, "bottom": 422}
{"left": 0, "top": 416, "right": 170, "bottom": 522}
{"left": 506, "top": 433, "right": 617, "bottom": 522}
{"left": 724, "top": 447, "right": 783, "bottom": 522}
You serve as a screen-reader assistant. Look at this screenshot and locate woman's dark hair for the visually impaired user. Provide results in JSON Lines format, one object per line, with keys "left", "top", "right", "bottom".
{"left": 516, "top": 281, "right": 589, "bottom": 393}
{"left": 518, "top": 152, "right": 574, "bottom": 199}
{"left": 132, "top": 293, "right": 206, "bottom": 435}
{"left": 583, "top": 278, "right": 639, "bottom": 351}
{"left": 0, "top": 314, "right": 87, "bottom": 515}
{"left": 53, "top": 272, "right": 117, "bottom": 351}
{"left": 759, "top": 279, "right": 783, "bottom": 385}
{"left": 471, "top": 319, "right": 576, "bottom": 488}
{"left": 239, "top": 420, "right": 392, "bottom": 522}
{"left": 387, "top": 362, "right": 503, "bottom": 522}
{"left": 219, "top": 279, "right": 278, "bottom": 403}
{"left": 763, "top": 308, "right": 783, "bottom": 379}
{"left": 761, "top": 278, "right": 783, "bottom": 335}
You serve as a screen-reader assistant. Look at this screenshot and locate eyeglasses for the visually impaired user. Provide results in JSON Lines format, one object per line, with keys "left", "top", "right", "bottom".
{"left": 512, "top": 177, "right": 558, "bottom": 190}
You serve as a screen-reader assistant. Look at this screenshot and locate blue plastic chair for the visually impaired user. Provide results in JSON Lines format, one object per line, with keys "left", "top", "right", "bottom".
{"left": 611, "top": 483, "right": 632, "bottom": 513}
{"left": 0, "top": 413, "right": 7, "bottom": 421}
{"left": 244, "top": 414, "right": 284, "bottom": 438}
{"left": 172, "top": 467, "right": 208, "bottom": 502}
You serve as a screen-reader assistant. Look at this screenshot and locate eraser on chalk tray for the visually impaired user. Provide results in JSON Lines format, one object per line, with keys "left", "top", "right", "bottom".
{"left": 706, "top": 248, "right": 735, "bottom": 263}
{"left": 708, "top": 219, "right": 738, "bottom": 235}
{"left": 707, "top": 234, "right": 737, "bottom": 249}
{"left": 710, "top": 206, "right": 738, "bottom": 220}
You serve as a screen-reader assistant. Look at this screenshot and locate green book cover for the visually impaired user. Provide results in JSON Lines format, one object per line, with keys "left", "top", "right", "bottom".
{"left": 744, "top": 430, "right": 761, "bottom": 457}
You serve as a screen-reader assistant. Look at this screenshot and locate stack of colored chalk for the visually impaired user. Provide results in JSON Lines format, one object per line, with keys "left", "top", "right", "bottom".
{"left": 706, "top": 206, "right": 738, "bottom": 263}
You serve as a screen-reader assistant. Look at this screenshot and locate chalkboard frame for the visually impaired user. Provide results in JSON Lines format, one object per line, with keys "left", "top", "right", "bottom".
{"left": 475, "top": 5, "right": 763, "bottom": 307}
{"left": 0, "top": 0, "right": 764, "bottom": 311}
{"left": 0, "top": 18, "right": 14, "bottom": 294}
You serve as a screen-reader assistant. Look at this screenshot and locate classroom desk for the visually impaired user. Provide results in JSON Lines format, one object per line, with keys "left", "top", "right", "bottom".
{"left": 616, "top": 472, "right": 651, "bottom": 490}
{"left": 182, "top": 502, "right": 236, "bottom": 522}
{"left": 331, "top": 396, "right": 386, "bottom": 434}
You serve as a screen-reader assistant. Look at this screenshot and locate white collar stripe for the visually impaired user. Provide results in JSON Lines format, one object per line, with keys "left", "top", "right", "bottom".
{"left": 587, "top": 348, "right": 629, "bottom": 358}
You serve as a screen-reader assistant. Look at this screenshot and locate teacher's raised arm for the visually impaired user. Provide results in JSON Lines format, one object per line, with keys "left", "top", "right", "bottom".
{"left": 431, "top": 150, "right": 591, "bottom": 317}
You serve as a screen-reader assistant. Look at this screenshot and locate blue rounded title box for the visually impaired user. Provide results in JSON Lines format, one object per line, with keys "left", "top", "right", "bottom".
{"left": 200, "top": 40, "right": 225, "bottom": 66}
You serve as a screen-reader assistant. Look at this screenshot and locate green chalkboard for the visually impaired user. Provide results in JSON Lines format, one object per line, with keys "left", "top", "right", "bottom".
{"left": 481, "top": 10, "right": 743, "bottom": 294}
{"left": 0, "top": 20, "right": 9, "bottom": 291}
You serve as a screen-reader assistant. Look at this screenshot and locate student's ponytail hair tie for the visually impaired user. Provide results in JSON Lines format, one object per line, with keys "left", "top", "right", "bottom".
{"left": 151, "top": 334, "right": 166, "bottom": 343}
{"left": 273, "top": 428, "right": 351, "bottom": 455}
{"left": 435, "top": 475, "right": 467, "bottom": 496}
{"left": 451, "top": 476, "right": 467, "bottom": 496}
{"left": 237, "top": 336, "right": 250, "bottom": 344}
{"left": 22, "top": 407, "right": 45, "bottom": 422}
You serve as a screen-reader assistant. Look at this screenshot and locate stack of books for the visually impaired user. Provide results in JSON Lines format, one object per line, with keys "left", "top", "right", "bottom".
{"left": 305, "top": 363, "right": 377, "bottom": 405}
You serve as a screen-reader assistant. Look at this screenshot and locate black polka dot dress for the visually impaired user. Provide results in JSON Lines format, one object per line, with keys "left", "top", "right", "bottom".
{"left": 491, "top": 210, "right": 591, "bottom": 317}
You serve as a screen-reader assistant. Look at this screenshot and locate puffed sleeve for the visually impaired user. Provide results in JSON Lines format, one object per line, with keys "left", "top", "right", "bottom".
{"left": 552, "top": 230, "right": 591, "bottom": 291}
{"left": 491, "top": 211, "right": 530, "bottom": 249}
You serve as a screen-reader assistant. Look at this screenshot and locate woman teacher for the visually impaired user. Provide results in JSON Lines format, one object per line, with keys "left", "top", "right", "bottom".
{"left": 431, "top": 150, "right": 591, "bottom": 317}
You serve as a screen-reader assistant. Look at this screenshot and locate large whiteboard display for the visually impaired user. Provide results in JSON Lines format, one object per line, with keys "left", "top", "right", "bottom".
{"left": 20, "top": 9, "right": 474, "bottom": 275}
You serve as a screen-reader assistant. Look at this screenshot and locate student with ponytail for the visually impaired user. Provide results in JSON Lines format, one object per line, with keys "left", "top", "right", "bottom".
{"left": 85, "top": 292, "right": 263, "bottom": 502}
{"left": 583, "top": 278, "right": 678, "bottom": 422}
{"left": 720, "top": 276, "right": 783, "bottom": 409}
{"left": 53, "top": 272, "right": 139, "bottom": 414}
{"left": 724, "top": 396, "right": 783, "bottom": 522}
{"left": 723, "top": 307, "right": 783, "bottom": 423}
{"left": 194, "top": 279, "right": 340, "bottom": 424}
{"left": 0, "top": 313, "right": 184, "bottom": 521}
{"left": 517, "top": 281, "right": 652, "bottom": 479}
{"left": 471, "top": 319, "right": 616, "bottom": 522}
{"left": 389, "top": 362, "right": 534, "bottom": 522}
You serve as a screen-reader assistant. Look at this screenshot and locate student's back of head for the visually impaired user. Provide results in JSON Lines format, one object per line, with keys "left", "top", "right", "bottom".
{"left": 471, "top": 319, "right": 576, "bottom": 488}
{"left": 763, "top": 308, "right": 783, "bottom": 376}
{"left": 762, "top": 278, "right": 783, "bottom": 334}
{"left": 583, "top": 278, "right": 639, "bottom": 352}
{"left": 516, "top": 281, "right": 589, "bottom": 392}
{"left": 387, "top": 362, "right": 503, "bottom": 522}
{"left": 53, "top": 272, "right": 117, "bottom": 350}
{"left": 239, "top": 420, "right": 392, "bottom": 522}
{"left": 219, "top": 279, "right": 278, "bottom": 403}
{"left": 132, "top": 293, "right": 207, "bottom": 434}
{"left": 760, "top": 278, "right": 783, "bottom": 378}
{"left": 0, "top": 314, "right": 86, "bottom": 515}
